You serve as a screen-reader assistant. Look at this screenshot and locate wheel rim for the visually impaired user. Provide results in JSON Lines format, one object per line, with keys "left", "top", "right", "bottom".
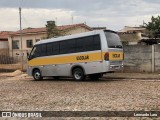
{"left": 34, "top": 72, "right": 41, "bottom": 80}
{"left": 74, "top": 71, "right": 82, "bottom": 80}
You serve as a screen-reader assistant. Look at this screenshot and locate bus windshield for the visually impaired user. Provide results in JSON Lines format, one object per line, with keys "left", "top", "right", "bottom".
{"left": 29, "top": 45, "right": 41, "bottom": 60}
{"left": 105, "top": 31, "right": 122, "bottom": 48}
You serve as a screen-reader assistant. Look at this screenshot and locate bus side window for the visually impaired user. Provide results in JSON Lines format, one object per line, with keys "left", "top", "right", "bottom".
{"left": 60, "top": 41, "right": 67, "bottom": 54}
{"left": 60, "top": 40, "right": 75, "bottom": 54}
{"left": 47, "top": 43, "right": 53, "bottom": 56}
{"left": 76, "top": 38, "right": 84, "bottom": 52}
{"left": 41, "top": 44, "right": 47, "bottom": 56}
{"left": 66, "top": 39, "right": 76, "bottom": 53}
{"left": 93, "top": 35, "right": 101, "bottom": 50}
{"left": 52, "top": 42, "right": 60, "bottom": 55}
{"left": 84, "top": 36, "right": 94, "bottom": 51}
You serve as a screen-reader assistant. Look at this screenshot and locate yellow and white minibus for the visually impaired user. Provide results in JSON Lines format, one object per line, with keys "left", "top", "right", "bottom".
{"left": 27, "top": 30, "right": 123, "bottom": 80}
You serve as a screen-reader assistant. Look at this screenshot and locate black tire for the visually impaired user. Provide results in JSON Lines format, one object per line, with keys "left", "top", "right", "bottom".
{"left": 72, "top": 68, "right": 86, "bottom": 81}
{"left": 33, "top": 69, "right": 43, "bottom": 80}
{"left": 89, "top": 73, "right": 103, "bottom": 80}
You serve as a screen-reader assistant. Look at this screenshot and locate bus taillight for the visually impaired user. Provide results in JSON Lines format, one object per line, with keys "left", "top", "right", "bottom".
{"left": 104, "top": 52, "right": 109, "bottom": 61}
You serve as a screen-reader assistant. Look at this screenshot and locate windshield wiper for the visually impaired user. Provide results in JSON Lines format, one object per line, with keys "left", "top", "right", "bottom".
{"left": 109, "top": 46, "right": 116, "bottom": 48}
{"left": 116, "top": 45, "right": 122, "bottom": 48}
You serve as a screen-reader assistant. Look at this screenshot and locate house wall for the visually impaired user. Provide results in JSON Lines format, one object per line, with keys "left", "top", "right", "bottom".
{"left": 8, "top": 33, "right": 46, "bottom": 51}
{"left": 0, "top": 41, "right": 8, "bottom": 49}
{"left": 8, "top": 33, "right": 46, "bottom": 57}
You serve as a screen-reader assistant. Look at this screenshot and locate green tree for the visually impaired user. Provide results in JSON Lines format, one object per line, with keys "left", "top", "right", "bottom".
{"left": 46, "top": 21, "right": 65, "bottom": 39}
{"left": 144, "top": 16, "right": 160, "bottom": 38}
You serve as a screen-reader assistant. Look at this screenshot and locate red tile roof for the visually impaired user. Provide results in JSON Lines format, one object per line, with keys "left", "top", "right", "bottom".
{"left": 57, "top": 23, "right": 92, "bottom": 30}
{"left": 10, "top": 23, "right": 92, "bottom": 36}
{"left": 0, "top": 31, "right": 13, "bottom": 39}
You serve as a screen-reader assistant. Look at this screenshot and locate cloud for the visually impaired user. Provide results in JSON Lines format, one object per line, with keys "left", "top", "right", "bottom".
{"left": 0, "top": 8, "right": 74, "bottom": 31}
{"left": 0, "top": 0, "right": 159, "bottom": 31}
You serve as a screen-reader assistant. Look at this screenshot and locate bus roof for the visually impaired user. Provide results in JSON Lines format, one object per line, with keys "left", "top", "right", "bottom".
{"left": 35, "top": 30, "right": 116, "bottom": 45}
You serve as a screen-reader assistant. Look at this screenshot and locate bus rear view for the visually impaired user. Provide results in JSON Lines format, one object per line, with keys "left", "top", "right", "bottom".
{"left": 103, "top": 30, "right": 123, "bottom": 72}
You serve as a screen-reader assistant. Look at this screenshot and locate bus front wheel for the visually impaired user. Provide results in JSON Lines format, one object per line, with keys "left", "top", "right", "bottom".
{"left": 33, "top": 69, "right": 43, "bottom": 80}
{"left": 73, "top": 68, "right": 86, "bottom": 81}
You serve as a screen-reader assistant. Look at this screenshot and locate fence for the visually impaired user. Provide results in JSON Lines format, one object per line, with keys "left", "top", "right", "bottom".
{"left": 0, "top": 49, "right": 28, "bottom": 72}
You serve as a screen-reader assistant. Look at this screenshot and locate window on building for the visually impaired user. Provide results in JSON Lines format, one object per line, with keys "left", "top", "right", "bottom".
{"left": 26, "top": 40, "right": 33, "bottom": 48}
{"left": 12, "top": 40, "right": 19, "bottom": 49}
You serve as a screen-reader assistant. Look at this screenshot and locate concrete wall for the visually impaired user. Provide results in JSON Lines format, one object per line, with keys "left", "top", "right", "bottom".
{"left": 154, "top": 45, "right": 160, "bottom": 72}
{"left": 124, "top": 45, "right": 160, "bottom": 73}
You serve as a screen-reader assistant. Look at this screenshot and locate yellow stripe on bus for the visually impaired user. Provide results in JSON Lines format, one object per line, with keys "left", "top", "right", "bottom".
{"left": 29, "top": 51, "right": 123, "bottom": 66}
{"left": 29, "top": 52, "right": 102, "bottom": 66}
{"left": 102, "top": 52, "right": 123, "bottom": 61}
{"left": 109, "top": 52, "right": 123, "bottom": 61}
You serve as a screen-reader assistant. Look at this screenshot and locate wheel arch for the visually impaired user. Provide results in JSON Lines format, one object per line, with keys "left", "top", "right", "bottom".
{"left": 32, "top": 68, "right": 40, "bottom": 76}
{"left": 71, "top": 65, "right": 86, "bottom": 76}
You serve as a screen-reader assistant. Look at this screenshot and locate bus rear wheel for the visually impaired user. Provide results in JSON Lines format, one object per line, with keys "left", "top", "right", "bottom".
{"left": 33, "top": 69, "right": 43, "bottom": 80}
{"left": 73, "top": 68, "right": 86, "bottom": 81}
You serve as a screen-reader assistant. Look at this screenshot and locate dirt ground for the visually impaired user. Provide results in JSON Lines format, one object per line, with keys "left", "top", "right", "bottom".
{"left": 0, "top": 72, "right": 160, "bottom": 119}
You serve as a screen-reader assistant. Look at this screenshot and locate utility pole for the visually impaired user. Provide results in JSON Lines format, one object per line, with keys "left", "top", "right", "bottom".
{"left": 55, "top": 17, "right": 57, "bottom": 24}
{"left": 19, "top": 7, "right": 23, "bottom": 71}
{"left": 72, "top": 15, "right": 74, "bottom": 24}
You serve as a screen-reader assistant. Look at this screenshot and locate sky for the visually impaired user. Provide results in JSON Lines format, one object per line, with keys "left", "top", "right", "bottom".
{"left": 0, "top": 0, "right": 159, "bottom": 31}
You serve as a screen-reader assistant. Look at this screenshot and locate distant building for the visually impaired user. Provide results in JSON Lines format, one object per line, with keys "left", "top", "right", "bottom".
{"left": 0, "top": 31, "right": 13, "bottom": 49}
{"left": 119, "top": 26, "right": 146, "bottom": 33}
{"left": 118, "top": 26, "right": 148, "bottom": 45}
{"left": 8, "top": 23, "right": 92, "bottom": 57}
